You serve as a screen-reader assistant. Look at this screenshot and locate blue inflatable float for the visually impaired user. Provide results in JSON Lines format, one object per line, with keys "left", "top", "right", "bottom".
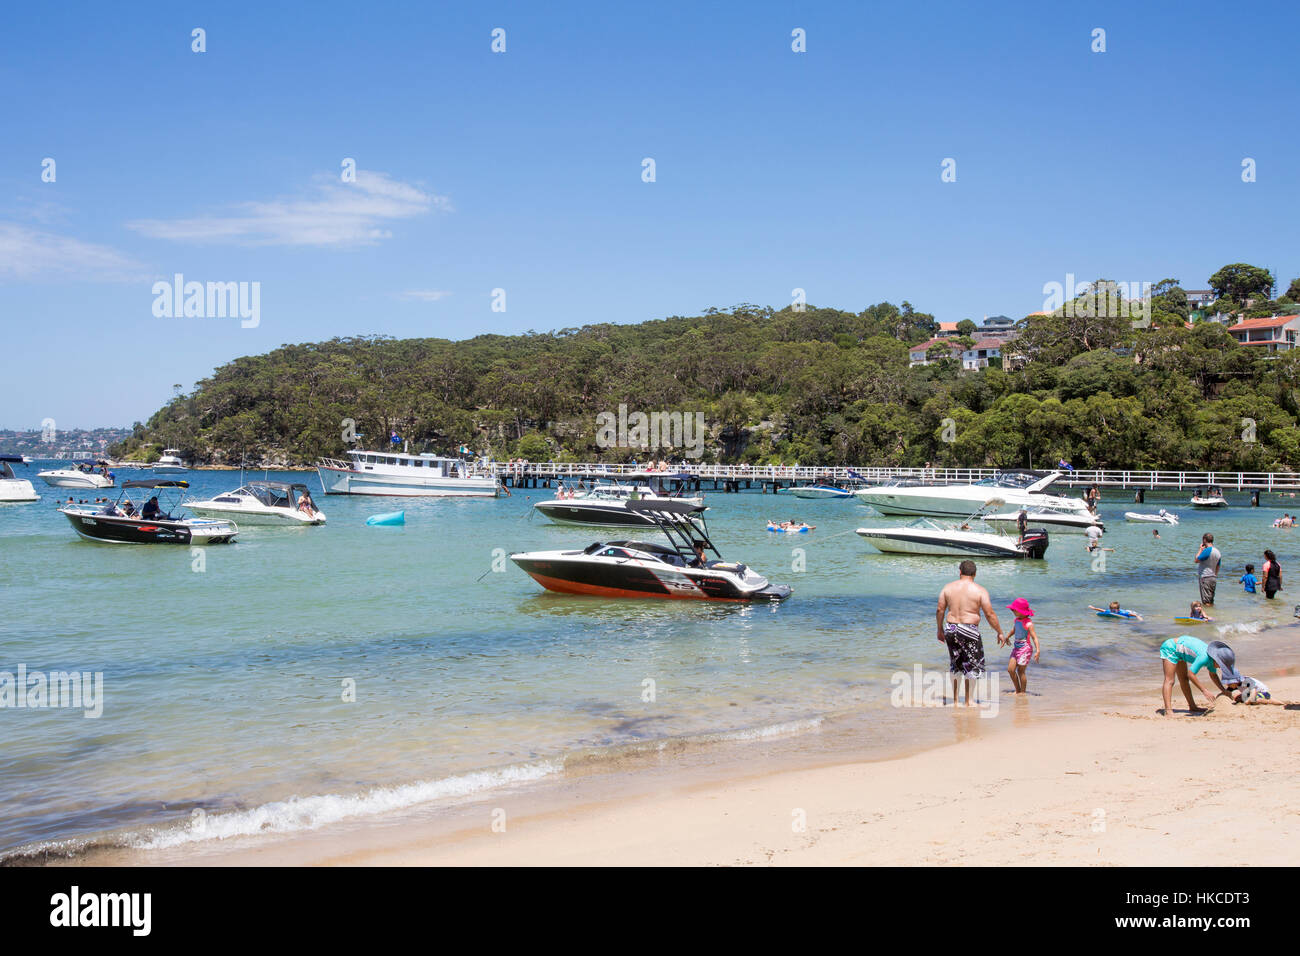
{"left": 366, "top": 510, "right": 405, "bottom": 526}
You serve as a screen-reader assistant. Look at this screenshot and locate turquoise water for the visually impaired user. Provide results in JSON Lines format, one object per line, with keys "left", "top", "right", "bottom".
{"left": 1, "top": 466, "right": 1296, "bottom": 857}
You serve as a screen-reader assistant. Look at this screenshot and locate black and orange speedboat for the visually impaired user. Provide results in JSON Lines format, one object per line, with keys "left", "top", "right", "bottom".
{"left": 511, "top": 500, "right": 791, "bottom": 602}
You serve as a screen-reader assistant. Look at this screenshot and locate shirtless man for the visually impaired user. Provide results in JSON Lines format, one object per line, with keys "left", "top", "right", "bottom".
{"left": 936, "top": 560, "right": 1005, "bottom": 705}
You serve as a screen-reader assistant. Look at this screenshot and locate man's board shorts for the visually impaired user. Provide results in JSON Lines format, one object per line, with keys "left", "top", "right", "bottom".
{"left": 1199, "top": 576, "right": 1217, "bottom": 605}
{"left": 944, "top": 621, "right": 986, "bottom": 677}
{"left": 1011, "top": 640, "right": 1032, "bottom": 666}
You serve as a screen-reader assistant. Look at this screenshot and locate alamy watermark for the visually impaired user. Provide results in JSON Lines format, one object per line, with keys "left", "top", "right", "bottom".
{"left": 152, "top": 274, "right": 260, "bottom": 328}
{"left": 595, "top": 403, "right": 705, "bottom": 458}
{"left": 1, "top": 665, "right": 103, "bottom": 718}
{"left": 1042, "top": 274, "right": 1151, "bottom": 327}
{"left": 890, "top": 664, "right": 1000, "bottom": 717}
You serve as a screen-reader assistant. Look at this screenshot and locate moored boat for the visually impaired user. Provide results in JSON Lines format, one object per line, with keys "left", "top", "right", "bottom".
{"left": 186, "top": 480, "right": 326, "bottom": 526}
{"left": 151, "top": 450, "right": 189, "bottom": 474}
{"left": 534, "top": 479, "right": 704, "bottom": 527}
{"left": 59, "top": 479, "right": 237, "bottom": 544}
{"left": 1125, "top": 509, "right": 1179, "bottom": 524}
{"left": 512, "top": 499, "right": 791, "bottom": 602}
{"left": 38, "top": 461, "right": 114, "bottom": 489}
{"left": 0, "top": 456, "right": 39, "bottom": 503}
{"left": 790, "top": 484, "right": 854, "bottom": 499}
{"left": 984, "top": 507, "right": 1103, "bottom": 534}
{"left": 854, "top": 470, "right": 1089, "bottom": 519}
{"left": 317, "top": 449, "right": 500, "bottom": 497}
{"left": 1190, "top": 486, "right": 1228, "bottom": 508}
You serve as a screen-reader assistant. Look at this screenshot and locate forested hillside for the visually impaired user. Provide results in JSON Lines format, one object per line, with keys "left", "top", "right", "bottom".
{"left": 113, "top": 282, "right": 1300, "bottom": 471}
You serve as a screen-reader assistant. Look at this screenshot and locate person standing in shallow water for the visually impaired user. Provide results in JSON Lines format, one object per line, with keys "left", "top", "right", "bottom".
{"left": 1194, "top": 533, "right": 1221, "bottom": 606}
{"left": 936, "top": 560, "right": 1005, "bottom": 706}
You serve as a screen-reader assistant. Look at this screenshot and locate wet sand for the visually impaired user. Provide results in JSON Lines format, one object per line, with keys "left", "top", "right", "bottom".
{"left": 100, "top": 653, "right": 1299, "bottom": 867}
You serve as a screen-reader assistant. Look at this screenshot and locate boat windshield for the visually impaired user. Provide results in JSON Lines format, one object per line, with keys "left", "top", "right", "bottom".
{"left": 975, "top": 472, "right": 1041, "bottom": 490}
{"left": 904, "top": 517, "right": 947, "bottom": 531}
{"left": 245, "top": 485, "right": 292, "bottom": 508}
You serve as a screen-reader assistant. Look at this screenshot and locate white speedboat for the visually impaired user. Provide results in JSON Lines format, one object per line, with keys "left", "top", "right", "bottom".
{"left": 0, "top": 456, "right": 39, "bottom": 502}
{"left": 1125, "top": 509, "right": 1179, "bottom": 525}
{"left": 317, "top": 449, "right": 500, "bottom": 497}
{"left": 152, "top": 450, "right": 188, "bottom": 474}
{"left": 186, "top": 480, "right": 326, "bottom": 526}
{"left": 38, "top": 461, "right": 114, "bottom": 489}
{"left": 534, "top": 481, "right": 703, "bottom": 527}
{"left": 791, "top": 484, "right": 854, "bottom": 499}
{"left": 856, "top": 502, "right": 1050, "bottom": 559}
{"left": 985, "top": 508, "right": 1103, "bottom": 534}
{"left": 1190, "top": 486, "right": 1227, "bottom": 508}
{"left": 855, "top": 470, "right": 1089, "bottom": 519}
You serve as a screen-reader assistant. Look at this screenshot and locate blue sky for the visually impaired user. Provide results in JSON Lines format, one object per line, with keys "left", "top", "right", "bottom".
{"left": 2, "top": 0, "right": 1297, "bottom": 427}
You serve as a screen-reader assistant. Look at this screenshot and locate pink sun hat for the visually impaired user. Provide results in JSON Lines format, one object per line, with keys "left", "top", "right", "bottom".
{"left": 1006, "top": 598, "right": 1034, "bottom": 617}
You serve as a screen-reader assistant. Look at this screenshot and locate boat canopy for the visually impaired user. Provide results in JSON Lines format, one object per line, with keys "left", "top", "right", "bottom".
{"left": 122, "top": 478, "right": 190, "bottom": 489}
{"left": 0, "top": 455, "right": 24, "bottom": 463}
{"left": 248, "top": 480, "right": 310, "bottom": 492}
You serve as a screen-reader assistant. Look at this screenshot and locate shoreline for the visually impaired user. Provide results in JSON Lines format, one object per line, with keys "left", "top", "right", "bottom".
{"left": 44, "top": 620, "right": 1300, "bottom": 867}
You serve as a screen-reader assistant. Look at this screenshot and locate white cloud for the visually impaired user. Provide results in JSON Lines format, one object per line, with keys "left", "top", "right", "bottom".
{"left": 396, "top": 289, "right": 452, "bottom": 302}
{"left": 0, "top": 222, "right": 143, "bottom": 281}
{"left": 127, "top": 170, "right": 448, "bottom": 247}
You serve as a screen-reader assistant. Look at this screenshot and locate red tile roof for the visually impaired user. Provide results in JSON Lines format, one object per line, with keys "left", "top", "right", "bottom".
{"left": 1228, "top": 315, "right": 1299, "bottom": 331}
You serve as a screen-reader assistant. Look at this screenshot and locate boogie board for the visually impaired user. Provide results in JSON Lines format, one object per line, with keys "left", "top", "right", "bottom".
{"left": 1095, "top": 610, "right": 1136, "bottom": 619}
{"left": 366, "top": 510, "right": 406, "bottom": 526}
{"left": 1172, "top": 616, "right": 1209, "bottom": 625}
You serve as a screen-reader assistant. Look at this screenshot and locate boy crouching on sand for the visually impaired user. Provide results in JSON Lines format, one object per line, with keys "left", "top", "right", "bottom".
{"left": 1002, "top": 598, "right": 1040, "bottom": 693}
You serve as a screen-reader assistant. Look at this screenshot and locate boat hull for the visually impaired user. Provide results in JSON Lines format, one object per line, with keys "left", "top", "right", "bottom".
{"left": 60, "top": 510, "right": 238, "bottom": 544}
{"left": 0, "top": 480, "right": 39, "bottom": 502}
{"left": 856, "top": 528, "right": 1048, "bottom": 559}
{"left": 187, "top": 502, "right": 325, "bottom": 525}
{"left": 38, "top": 472, "right": 113, "bottom": 489}
{"left": 316, "top": 465, "right": 498, "bottom": 497}
{"left": 791, "top": 486, "right": 853, "bottom": 499}
{"left": 856, "top": 490, "right": 1087, "bottom": 518}
{"left": 1125, "top": 512, "right": 1178, "bottom": 524}
{"left": 1190, "top": 499, "right": 1228, "bottom": 508}
{"left": 984, "top": 512, "right": 1101, "bottom": 534}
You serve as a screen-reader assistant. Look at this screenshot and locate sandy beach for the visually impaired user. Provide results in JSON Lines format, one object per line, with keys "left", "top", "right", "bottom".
{"left": 138, "top": 672, "right": 1298, "bottom": 868}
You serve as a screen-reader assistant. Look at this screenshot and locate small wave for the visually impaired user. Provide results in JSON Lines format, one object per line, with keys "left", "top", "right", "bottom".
{"left": 1216, "top": 620, "right": 1265, "bottom": 637}
{"left": 134, "top": 759, "right": 562, "bottom": 850}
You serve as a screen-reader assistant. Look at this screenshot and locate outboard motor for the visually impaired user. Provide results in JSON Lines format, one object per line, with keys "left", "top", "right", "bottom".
{"left": 1018, "top": 528, "right": 1050, "bottom": 559}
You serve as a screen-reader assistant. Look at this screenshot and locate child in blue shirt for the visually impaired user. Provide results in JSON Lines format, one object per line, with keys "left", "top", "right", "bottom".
{"left": 1241, "top": 564, "right": 1257, "bottom": 594}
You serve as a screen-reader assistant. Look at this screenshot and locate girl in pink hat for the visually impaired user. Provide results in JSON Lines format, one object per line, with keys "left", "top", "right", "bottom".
{"left": 1003, "top": 598, "right": 1040, "bottom": 693}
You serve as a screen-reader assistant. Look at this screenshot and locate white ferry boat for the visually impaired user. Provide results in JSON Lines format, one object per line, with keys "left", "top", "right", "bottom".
{"left": 317, "top": 449, "right": 501, "bottom": 497}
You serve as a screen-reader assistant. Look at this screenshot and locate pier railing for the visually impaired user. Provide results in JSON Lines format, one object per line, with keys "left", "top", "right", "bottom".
{"left": 489, "top": 462, "right": 1300, "bottom": 490}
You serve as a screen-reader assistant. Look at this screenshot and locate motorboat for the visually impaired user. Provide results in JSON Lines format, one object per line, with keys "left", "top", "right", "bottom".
{"left": 59, "top": 479, "right": 238, "bottom": 545}
{"left": 186, "top": 480, "right": 326, "bottom": 526}
{"left": 38, "top": 460, "right": 114, "bottom": 489}
{"left": 790, "top": 484, "right": 854, "bottom": 499}
{"left": 0, "top": 456, "right": 39, "bottom": 502}
{"left": 854, "top": 470, "right": 1089, "bottom": 519}
{"left": 1190, "top": 486, "right": 1228, "bottom": 508}
{"left": 152, "top": 450, "right": 188, "bottom": 474}
{"left": 511, "top": 499, "right": 792, "bottom": 602}
{"left": 984, "top": 507, "right": 1103, "bottom": 534}
{"left": 534, "top": 478, "right": 703, "bottom": 527}
{"left": 1125, "top": 509, "right": 1179, "bottom": 525}
{"left": 856, "top": 501, "right": 1049, "bottom": 559}
{"left": 317, "top": 449, "right": 500, "bottom": 497}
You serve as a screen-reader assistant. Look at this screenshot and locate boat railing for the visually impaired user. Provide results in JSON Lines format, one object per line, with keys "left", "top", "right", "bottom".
{"left": 318, "top": 457, "right": 352, "bottom": 470}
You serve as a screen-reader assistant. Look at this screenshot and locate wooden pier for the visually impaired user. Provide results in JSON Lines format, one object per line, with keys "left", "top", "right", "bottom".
{"left": 491, "top": 463, "right": 1300, "bottom": 494}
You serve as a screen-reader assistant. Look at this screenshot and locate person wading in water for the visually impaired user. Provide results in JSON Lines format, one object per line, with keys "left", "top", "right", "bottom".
{"left": 936, "top": 560, "right": 1005, "bottom": 706}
